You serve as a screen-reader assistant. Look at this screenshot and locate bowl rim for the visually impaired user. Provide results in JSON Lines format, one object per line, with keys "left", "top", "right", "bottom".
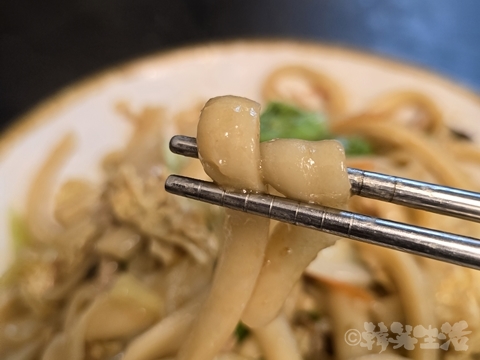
{"left": 2, "top": 39, "right": 480, "bottom": 158}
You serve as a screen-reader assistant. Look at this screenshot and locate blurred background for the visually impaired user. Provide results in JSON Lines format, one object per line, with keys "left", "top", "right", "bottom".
{"left": 1, "top": 0, "right": 480, "bottom": 129}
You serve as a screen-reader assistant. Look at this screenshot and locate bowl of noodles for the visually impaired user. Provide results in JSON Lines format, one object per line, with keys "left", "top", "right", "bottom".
{"left": 1, "top": 40, "right": 480, "bottom": 360}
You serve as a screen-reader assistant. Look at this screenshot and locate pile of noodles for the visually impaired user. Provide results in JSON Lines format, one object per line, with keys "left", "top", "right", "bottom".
{"left": 1, "top": 64, "right": 480, "bottom": 360}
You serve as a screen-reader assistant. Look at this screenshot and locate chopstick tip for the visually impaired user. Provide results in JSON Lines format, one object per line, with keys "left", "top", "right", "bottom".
{"left": 169, "top": 135, "right": 198, "bottom": 158}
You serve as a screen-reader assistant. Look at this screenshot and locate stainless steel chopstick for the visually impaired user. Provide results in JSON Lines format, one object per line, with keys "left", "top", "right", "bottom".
{"left": 169, "top": 135, "right": 480, "bottom": 223}
{"left": 165, "top": 175, "right": 480, "bottom": 270}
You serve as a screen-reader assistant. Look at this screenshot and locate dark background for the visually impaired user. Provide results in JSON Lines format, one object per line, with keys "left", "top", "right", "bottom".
{"left": 1, "top": 0, "right": 480, "bottom": 129}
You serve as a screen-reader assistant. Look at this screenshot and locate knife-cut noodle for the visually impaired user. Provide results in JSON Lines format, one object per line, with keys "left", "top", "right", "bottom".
{"left": 1, "top": 64, "right": 480, "bottom": 360}
{"left": 178, "top": 96, "right": 272, "bottom": 360}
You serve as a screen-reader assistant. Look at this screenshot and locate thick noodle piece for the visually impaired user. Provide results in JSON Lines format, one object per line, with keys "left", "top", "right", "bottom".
{"left": 242, "top": 139, "right": 350, "bottom": 327}
{"left": 261, "top": 139, "right": 350, "bottom": 207}
{"left": 196, "top": 96, "right": 264, "bottom": 192}
{"left": 178, "top": 96, "right": 270, "bottom": 360}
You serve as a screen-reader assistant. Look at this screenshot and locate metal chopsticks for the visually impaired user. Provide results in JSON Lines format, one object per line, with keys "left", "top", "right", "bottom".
{"left": 165, "top": 135, "right": 480, "bottom": 270}
{"left": 165, "top": 175, "right": 480, "bottom": 270}
{"left": 169, "top": 135, "right": 480, "bottom": 223}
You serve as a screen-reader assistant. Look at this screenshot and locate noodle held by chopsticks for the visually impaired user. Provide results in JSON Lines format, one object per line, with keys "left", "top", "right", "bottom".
{"left": 177, "top": 96, "right": 271, "bottom": 360}
{"left": 241, "top": 139, "right": 350, "bottom": 328}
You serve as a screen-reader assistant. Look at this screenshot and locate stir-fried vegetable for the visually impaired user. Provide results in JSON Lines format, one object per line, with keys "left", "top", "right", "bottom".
{"left": 260, "top": 102, "right": 372, "bottom": 156}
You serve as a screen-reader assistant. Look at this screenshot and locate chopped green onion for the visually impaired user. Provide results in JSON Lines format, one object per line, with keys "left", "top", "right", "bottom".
{"left": 260, "top": 102, "right": 329, "bottom": 142}
{"left": 234, "top": 322, "right": 251, "bottom": 342}
{"left": 260, "top": 102, "right": 373, "bottom": 156}
{"left": 337, "top": 136, "right": 373, "bottom": 156}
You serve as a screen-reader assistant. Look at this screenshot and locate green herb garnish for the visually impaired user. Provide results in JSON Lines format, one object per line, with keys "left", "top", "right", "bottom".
{"left": 260, "top": 102, "right": 373, "bottom": 156}
{"left": 260, "top": 102, "right": 329, "bottom": 142}
{"left": 235, "top": 322, "right": 251, "bottom": 342}
{"left": 337, "top": 136, "right": 373, "bottom": 156}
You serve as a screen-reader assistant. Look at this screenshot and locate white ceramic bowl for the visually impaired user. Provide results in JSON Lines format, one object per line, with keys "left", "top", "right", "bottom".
{"left": 1, "top": 40, "right": 480, "bottom": 274}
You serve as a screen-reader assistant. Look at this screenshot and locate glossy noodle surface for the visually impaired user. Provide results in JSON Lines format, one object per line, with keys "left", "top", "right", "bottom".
{"left": 178, "top": 96, "right": 271, "bottom": 360}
